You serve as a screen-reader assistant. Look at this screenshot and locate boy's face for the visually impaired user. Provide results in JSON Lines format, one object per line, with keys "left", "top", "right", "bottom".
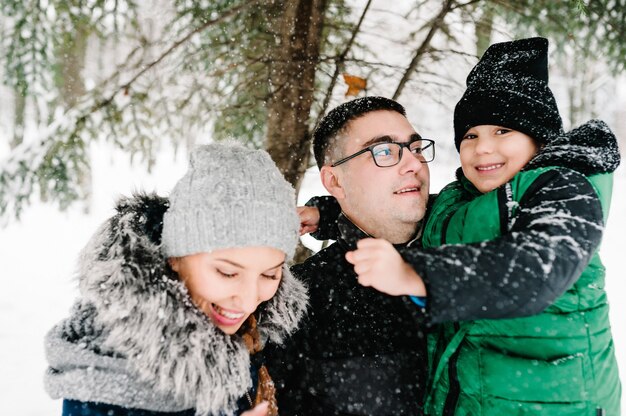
{"left": 170, "top": 246, "right": 285, "bottom": 334}
{"left": 459, "top": 125, "right": 539, "bottom": 193}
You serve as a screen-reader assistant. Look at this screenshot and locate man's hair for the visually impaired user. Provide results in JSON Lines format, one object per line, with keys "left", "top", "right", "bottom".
{"left": 312, "top": 96, "right": 406, "bottom": 169}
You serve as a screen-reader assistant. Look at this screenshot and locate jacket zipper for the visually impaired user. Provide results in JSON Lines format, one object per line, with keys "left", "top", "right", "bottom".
{"left": 442, "top": 322, "right": 461, "bottom": 416}
{"left": 440, "top": 212, "right": 461, "bottom": 415}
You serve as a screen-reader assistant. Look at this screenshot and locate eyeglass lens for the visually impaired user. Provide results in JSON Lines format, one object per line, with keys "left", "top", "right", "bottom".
{"left": 371, "top": 141, "right": 434, "bottom": 166}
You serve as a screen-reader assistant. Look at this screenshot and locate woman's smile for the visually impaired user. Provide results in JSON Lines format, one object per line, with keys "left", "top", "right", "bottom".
{"left": 209, "top": 303, "right": 247, "bottom": 327}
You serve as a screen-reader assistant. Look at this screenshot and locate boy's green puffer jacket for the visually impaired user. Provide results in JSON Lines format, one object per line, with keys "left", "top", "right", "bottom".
{"left": 400, "top": 120, "right": 622, "bottom": 415}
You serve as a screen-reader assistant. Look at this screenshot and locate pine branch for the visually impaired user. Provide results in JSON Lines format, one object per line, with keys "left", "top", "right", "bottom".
{"left": 450, "top": 0, "right": 482, "bottom": 11}
{"left": 87, "top": 0, "right": 262, "bottom": 121}
{"left": 316, "top": 0, "right": 373, "bottom": 124}
{"left": 392, "top": 0, "right": 456, "bottom": 100}
{"left": 0, "top": 0, "right": 262, "bottom": 222}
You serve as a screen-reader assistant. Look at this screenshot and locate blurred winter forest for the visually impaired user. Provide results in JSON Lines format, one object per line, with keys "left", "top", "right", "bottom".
{"left": 1, "top": 1, "right": 626, "bottom": 413}
{"left": 1, "top": 0, "right": 625, "bottom": 223}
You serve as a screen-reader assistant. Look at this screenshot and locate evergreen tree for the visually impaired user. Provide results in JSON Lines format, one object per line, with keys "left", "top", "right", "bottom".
{"left": 1, "top": 0, "right": 624, "bottom": 223}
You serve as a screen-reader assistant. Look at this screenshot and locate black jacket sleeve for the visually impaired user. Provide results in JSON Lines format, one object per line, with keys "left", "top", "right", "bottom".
{"left": 399, "top": 168, "right": 605, "bottom": 325}
{"left": 305, "top": 195, "right": 341, "bottom": 241}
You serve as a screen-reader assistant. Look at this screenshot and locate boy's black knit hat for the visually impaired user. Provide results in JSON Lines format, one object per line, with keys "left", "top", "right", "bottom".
{"left": 454, "top": 37, "right": 564, "bottom": 151}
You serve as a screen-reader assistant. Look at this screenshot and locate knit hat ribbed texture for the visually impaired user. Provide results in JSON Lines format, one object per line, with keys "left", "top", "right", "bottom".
{"left": 454, "top": 37, "right": 564, "bottom": 151}
{"left": 162, "top": 143, "right": 299, "bottom": 259}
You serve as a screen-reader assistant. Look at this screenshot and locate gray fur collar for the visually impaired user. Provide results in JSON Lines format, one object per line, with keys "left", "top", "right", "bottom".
{"left": 44, "top": 194, "right": 308, "bottom": 415}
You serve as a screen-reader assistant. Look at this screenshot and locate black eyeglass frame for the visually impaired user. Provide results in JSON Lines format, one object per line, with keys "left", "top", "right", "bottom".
{"left": 330, "top": 137, "right": 436, "bottom": 168}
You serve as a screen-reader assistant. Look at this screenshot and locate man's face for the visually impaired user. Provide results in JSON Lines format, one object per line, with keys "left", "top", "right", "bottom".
{"left": 328, "top": 110, "right": 430, "bottom": 243}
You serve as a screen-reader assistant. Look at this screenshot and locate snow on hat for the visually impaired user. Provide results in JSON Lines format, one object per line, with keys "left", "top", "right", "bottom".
{"left": 453, "top": 37, "right": 564, "bottom": 151}
{"left": 162, "top": 142, "right": 299, "bottom": 259}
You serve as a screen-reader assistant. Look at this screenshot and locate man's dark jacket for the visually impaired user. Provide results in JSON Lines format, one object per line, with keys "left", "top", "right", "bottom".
{"left": 266, "top": 215, "right": 427, "bottom": 415}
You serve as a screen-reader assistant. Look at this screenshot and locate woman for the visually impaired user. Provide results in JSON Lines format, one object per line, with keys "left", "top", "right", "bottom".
{"left": 44, "top": 143, "right": 308, "bottom": 416}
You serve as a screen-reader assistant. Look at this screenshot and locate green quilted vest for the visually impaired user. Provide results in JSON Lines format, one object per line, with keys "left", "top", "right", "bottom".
{"left": 423, "top": 167, "right": 621, "bottom": 416}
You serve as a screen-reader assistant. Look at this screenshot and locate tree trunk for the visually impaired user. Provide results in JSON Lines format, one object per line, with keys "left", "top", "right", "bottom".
{"left": 475, "top": 6, "right": 494, "bottom": 56}
{"left": 11, "top": 91, "right": 26, "bottom": 149}
{"left": 264, "top": 0, "right": 328, "bottom": 192}
{"left": 56, "top": 23, "right": 92, "bottom": 213}
{"left": 57, "top": 27, "right": 87, "bottom": 107}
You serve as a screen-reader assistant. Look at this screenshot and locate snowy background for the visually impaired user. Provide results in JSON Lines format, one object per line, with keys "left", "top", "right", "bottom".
{"left": 0, "top": 135, "right": 624, "bottom": 414}
{"left": 0, "top": 1, "right": 625, "bottom": 412}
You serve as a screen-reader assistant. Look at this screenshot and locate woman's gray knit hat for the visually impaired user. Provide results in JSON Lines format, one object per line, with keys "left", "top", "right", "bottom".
{"left": 162, "top": 142, "right": 300, "bottom": 259}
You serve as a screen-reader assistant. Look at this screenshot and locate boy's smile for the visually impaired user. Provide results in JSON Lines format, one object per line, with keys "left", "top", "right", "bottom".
{"left": 475, "top": 163, "right": 504, "bottom": 172}
{"left": 459, "top": 125, "right": 539, "bottom": 193}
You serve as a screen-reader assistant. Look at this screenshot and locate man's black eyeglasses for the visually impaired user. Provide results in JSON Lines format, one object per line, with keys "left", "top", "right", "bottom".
{"left": 331, "top": 136, "right": 435, "bottom": 168}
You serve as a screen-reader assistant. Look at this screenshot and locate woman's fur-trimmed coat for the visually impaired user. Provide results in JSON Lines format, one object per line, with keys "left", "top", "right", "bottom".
{"left": 44, "top": 194, "right": 308, "bottom": 415}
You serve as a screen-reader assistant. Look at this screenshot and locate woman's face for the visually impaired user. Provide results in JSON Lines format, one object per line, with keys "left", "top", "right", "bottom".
{"left": 170, "top": 246, "right": 285, "bottom": 334}
{"left": 460, "top": 125, "right": 539, "bottom": 193}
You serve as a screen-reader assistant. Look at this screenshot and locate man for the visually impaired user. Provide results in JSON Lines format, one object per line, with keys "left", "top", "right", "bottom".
{"left": 266, "top": 96, "right": 432, "bottom": 415}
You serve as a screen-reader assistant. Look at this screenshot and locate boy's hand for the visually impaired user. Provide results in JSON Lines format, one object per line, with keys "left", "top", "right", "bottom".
{"left": 241, "top": 402, "right": 269, "bottom": 416}
{"left": 297, "top": 206, "right": 320, "bottom": 235}
{"left": 346, "top": 238, "right": 427, "bottom": 297}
